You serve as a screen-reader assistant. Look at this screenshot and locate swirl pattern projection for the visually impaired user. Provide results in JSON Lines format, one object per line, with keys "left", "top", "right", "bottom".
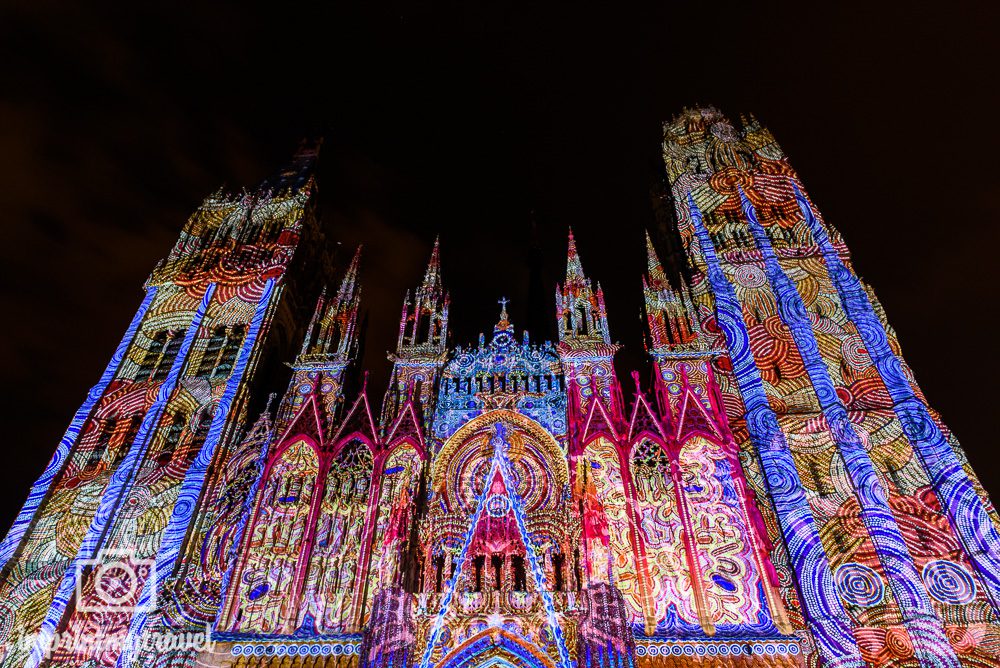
{"left": 1, "top": 108, "right": 998, "bottom": 668}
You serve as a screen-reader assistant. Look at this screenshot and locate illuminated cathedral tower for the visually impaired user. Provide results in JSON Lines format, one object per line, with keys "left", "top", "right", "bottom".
{"left": 0, "top": 145, "right": 331, "bottom": 668}
{"left": 1, "top": 107, "right": 999, "bottom": 668}
{"left": 658, "top": 107, "right": 1000, "bottom": 666}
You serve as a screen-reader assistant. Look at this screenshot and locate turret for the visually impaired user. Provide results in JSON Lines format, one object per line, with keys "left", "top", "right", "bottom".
{"left": 555, "top": 229, "right": 611, "bottom": 345}
{"left": 383, "top": 237, "right": 450, "bottom": 425}
{"left": 279, "top": 245, "right": 364, "bottom": 427}
{"left": 555, "top": 229, "right": 622, "bottom": 429}
{"left": 642, "top": 231, "right": 702, "bottom": 354}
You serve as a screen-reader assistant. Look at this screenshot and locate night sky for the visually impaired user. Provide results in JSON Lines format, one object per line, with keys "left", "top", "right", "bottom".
{"left": 1, "top": 3, "right": 998, "bottom": 533}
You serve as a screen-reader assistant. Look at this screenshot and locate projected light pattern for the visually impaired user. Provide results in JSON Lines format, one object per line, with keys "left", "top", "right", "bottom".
{"left": 1, "top": 110, "right": 997, "bottom": 668}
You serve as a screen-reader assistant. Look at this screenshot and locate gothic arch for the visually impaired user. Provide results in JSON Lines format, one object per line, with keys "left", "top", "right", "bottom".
{"left": 579, "top": 436, "right": 644, "bottom": 624}
{"left": 262, "top": 433, "right": 321, "bottom": 478}
{"left": 222, "top": 436, "right": 321, "bottom": 633}
{"left": 433, "top": 410, "right": 567, "bottom": 490}
{"left": 299, "top": 437, "right": 374, "bottom": 633}
{"left": 384, "top": 435, "right": 425, "bottom": 462}
{"left": 362, "top": 441, "right": 422, "bottom": 624}
{"left": 329, "top": 433, "right": 376, "bottom": 460}
{"left": 437, "top": 629, "right": 558, "bottom": 668}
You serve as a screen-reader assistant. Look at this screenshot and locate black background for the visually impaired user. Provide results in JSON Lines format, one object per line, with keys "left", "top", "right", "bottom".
{"left": 1, "top": 2, "right": 998, "bottom": 533}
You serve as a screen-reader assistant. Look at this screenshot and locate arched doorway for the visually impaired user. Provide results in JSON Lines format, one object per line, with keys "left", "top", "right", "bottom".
{"left": 437, "top": 629, "right": 558, "bottom": 668}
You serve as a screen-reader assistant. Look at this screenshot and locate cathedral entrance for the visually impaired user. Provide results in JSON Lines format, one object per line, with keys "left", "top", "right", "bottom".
{"left": 436, "top": 629, "right": 557, "bottom": 668}
{"left": 414, "top": 411, "right": 573, "bottom": 668}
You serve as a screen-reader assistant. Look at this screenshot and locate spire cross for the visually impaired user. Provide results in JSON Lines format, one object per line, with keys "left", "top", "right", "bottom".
{"left": 498, "top": 296, "right": 509, "bottom": 318}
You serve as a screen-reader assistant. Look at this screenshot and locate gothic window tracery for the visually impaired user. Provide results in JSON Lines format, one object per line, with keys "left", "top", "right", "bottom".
{"left": 300, "top": 439, "right": 373, "bottom": 633}
{"left": 85, "top": 416, "right": 117, "bottom": 471}
{"left": 135, "top": 331, "right": 167, "bottom": 381}
{"left": 629, "top": 438, "right": 701, "bottom": 631}
{"left": 224, "top": 438, "right": 319, "bottom": 634}
{"left": 676, "top": 435, "right": 768, "bottom": 628}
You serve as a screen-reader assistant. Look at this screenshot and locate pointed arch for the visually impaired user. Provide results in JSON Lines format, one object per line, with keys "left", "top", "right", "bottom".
{"left": 675, "top": 434, "right": 769, "bottom": 629}
{"left": 437, "top": 628, "right": 558, "bottom": 668}
{"left": 329, "top": 432, "right": 377, "bottom": 459}
{"left": 674, "top": 385, "right": 723, "bottom": 444}
{"left": 261, "top": 433, "right": 321, "bottom": 479}
{"left": 433, "top": 410, "right": 567, "bottom": 492}
{"left": 331, "top": 390, "right": 378, "bottom": 446}
{"left": 627, "top": 392, "right": 667, "bottom": 445}
{"left": 579, "top": 437, "right": 643, "bottom": 625}
{"left": 298, "top": 437, "right": 374, "bottom": 633}
{"left": 581, "top": 398, "right": 620, "bottom": 447}
{"left": 627, "top": 436, "right": 703, "bottom": 634}
{"left": 222, "top": 437, "right": 320, "bottom": 634}
{"left": 419, "top": 425, "right": 571, "bottom": 668}
{"left": 361, "top": 441, "right": 422, "bottom": 625}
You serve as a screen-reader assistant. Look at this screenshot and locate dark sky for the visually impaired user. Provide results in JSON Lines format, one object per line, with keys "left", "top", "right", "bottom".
{"left": 1, "top": 2, "right": 998, "bottom": 533}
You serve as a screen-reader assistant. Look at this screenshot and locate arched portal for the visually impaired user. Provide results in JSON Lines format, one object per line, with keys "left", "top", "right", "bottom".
{"left": 436, "top": 629, "right": 558, "bottom": 668}
{"left": 417, "top": 413, "right": 574, "bottom": 668}
{"left": 433, "top": 409, "right": 568, "bottom": 514}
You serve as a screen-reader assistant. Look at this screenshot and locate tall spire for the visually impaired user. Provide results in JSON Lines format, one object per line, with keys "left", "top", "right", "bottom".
{"left": 643, "top": 230, "right": 699, "bottom": 351}
{"left": 644, "top": 230, "right": 669, "bottom": 289}
{"left": 290, "top": 246, "right": 363, "bottom": 423}
{"left": 556, "top": 228, "right": 610, "bottom": 344}
{"left": 384, "top": 235, "right": 450, "bottom": 426}
{"left": 422, "top": 235, "right": 442, "bottom": 292}
{"left": 564, "top": 227, "right": 588, "bottom": 289}
{"left": 336, "top": 244, "right": 363, "bottom": 304}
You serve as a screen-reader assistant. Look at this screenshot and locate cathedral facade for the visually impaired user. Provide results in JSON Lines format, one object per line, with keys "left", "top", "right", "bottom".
{"left": 0, "top": 107, "right": 998, "bottom": 668}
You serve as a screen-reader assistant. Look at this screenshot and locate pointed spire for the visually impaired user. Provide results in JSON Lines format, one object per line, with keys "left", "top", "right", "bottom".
{"left": 645, "top": 230, "right": 668, "bottom": 287}
{"left": 300, "top": 286, "right": 328, "bottom": 356}
{"left": 564, "top": 227, "right": 587, "bottom": 287}
{"left": 422, "top": 235, "right": 442, "bottom": 291}
{"left": 336, "top": 244, "right": 363, "bottom": 303}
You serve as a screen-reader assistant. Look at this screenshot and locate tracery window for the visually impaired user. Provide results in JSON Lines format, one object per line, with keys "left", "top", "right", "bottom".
{"left": 152, "top": 332, "right": 182, "bottom": 381}
{"left": 158, "top": 412, "right": 187, "bottom": 464}
{"left": 194, "top": 325, "right": 246, "bottom": 380}
{"left": 214, "top": 325, "right": 246, "bottom": 378}
{"left": 629, "top": 437, "right": 700, "bottom": 629}
{"left": 299, "top": 439, "right": 373, "bottom": 633}
{"left": 195, "top": 327, "right": 227, "bottom": 378}
{"left": 224, "top": 438, "right": 319, "bottom": 634}
{"left": 135, "top": 331, "right": 166, "bottom": 381}
{"left": 85, "top": 416, "right": 117, "bottom": 470}
{"left": 113, "top": 414, "right": 143, "bottom": 466}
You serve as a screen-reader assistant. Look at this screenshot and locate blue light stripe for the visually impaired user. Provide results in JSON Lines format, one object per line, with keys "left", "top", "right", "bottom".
{"left": 795, "top": 184, "right": 1000, "bottom": 612}
{"left": 116, "top": 279, "right": 276, "bottom": 667}
{"left": 28, "top": 284, "right": 216, "bottom": 668}
{"left": 687, "top": 195, "right": 862, "bottom": 667}
{"left": 494, "top": 425, "right": 572, "bottom": 668}
{"left": 741, "top": 188, "right": 958, "bottom": 666}
{"left": 215, "top": 414, "right": 275, "bottom": 631}
{"left": 418, "top": 422, "right": 571, "bottom": 668}
{"left": 0, "top": 287, "right": 158, "bottom": 572}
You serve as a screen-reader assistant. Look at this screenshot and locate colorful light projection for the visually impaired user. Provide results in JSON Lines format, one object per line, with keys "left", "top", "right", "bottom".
{"left": 1, "top": 111, "right": 997, "bottom": 668}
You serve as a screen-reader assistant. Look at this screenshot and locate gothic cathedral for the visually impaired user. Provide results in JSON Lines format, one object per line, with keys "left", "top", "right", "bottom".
{"left": 1, "top": 107, "right": 998, "bottom": 668}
